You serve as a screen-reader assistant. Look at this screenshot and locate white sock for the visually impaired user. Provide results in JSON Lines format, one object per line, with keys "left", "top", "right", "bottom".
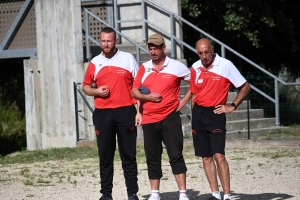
{"left": 212, "top": 191, "right": 221, "bottom": 199}
{"left": 179, "top": 190, "right": 187, "bottom": 198}
{"left": 151, "top": 190, "right": 160, "bottom": 197}
{"left": 224, "top": 194, "right": 231, "bottom": 200}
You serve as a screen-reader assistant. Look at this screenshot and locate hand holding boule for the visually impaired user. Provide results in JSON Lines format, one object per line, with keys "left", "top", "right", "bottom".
{"left": 98, "top": 86, "right": 109, "bottom": 97}
{"left": 139, "top": 85, "right": 150, "bottom": 94}
{"left": 91, "top": 81, "right": 97, "bottom": 88}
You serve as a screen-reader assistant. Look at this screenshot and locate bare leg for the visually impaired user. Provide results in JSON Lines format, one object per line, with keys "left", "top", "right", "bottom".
{"left": 150, "top": 179, "right": 160, "bottom": 190}
{"left": 202, "top": 156, "right": 219, "bottom": 192}
{"left": 214, "top": 153, "right": 230, "bottom": 194}
{"left": 174, "top": 173, "right": 187, "bottom": 190}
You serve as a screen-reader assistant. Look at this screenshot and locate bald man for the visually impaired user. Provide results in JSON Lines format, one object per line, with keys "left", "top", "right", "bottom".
{"left": 190, "top": 38, "right": 251, "bottom": 200}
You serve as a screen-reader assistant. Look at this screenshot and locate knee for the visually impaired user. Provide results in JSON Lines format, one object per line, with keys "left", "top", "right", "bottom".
{"left": 202, "top": 156, "right": 214, "bottom": 164}
{"left": 213, "top": 153, "right": 227, "bottom": 165}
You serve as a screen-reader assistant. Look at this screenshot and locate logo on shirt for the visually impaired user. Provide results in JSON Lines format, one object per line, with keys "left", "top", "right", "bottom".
{"left": 197, "top": 68, "right": 201, "bottom": 73}
{"left": 95, "top": 130, "right": 100, "bottom": 135}
{"left": 98, "top": 64, "right": 102, "bottom": 68}
{"left": 147, "top": 68, "right": 152, "bottom": 72}
{"left": 162, "top": 74, "right": 172, "bottom": 78}
{"left": 197, "top": 79, "right": 203, "bottom": 83}
{"left": 117, "top": 69, "right": 126, "bottom": 74}
{"left": 212, "top": 76, "right": 221, "bottom": 81}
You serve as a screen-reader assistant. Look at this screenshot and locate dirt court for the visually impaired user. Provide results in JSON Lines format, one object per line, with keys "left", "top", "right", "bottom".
{"left": 1, "top": 139, "right": 300, "bottom": 200}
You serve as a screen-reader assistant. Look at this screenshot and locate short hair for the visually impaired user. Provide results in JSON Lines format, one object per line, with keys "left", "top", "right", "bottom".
{"left": 100, "top": 27, "right": 116, "bottom": 39}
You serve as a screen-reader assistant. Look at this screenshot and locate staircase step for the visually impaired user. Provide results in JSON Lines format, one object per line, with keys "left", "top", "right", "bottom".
{"left": 226, "top": 109, "right": 263, "bottom": 121}
{"left": 180, "top": 85, "right": 189, "bottom": 95}
{"left": 180, "top": 114, "right": 192, "bottom": 136}
{"left": 116, "top": 44, "right": 147, "bottom": 53}
{"left": 226, "top": 118, "right": 276, "bottom": 132}
{"left": 182, "top": 123, "right": 192, "bottom": 136}
{"left": 227, "top": 92, "right": 237, "bottom": 101}
{"left": 180, "top": 114, "right": 191, "bottom": 125}
{"left": 226, "top": 126, "right": 290, "bottom": 140}
{"left": 233, "top": 101, "right": 251, "bottom": 110}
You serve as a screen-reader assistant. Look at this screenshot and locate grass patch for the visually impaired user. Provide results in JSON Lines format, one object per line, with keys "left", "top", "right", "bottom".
{"left": 183, "top": 133, "right": 192, "bottom": 139}
{"left": 0, "top": 146, "right": 99, "bottom": 165}
{"left": 23, "top": 180, "right": 34, "bottom": 186}
{"left": 258, "top": 163, "right": 264, "bottom": 167}
{"left": 255, "top": 126, "right": 300, "bottom": 140}
{"left": 231, "top": 157, "right": 246, "bottom": 161}
{"left": 255, "top": 149, "right": 300, "bottom": 159}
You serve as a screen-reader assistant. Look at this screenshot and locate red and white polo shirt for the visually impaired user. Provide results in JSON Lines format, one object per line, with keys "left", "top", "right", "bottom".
{"left": 190, "top": 53, "right": 246, "bottom": 107}
{"left": 133, "top": 56, "right": 190, "bottom": 124}
{"left": 83, "top": 49, "right": 138, "bottom": 109}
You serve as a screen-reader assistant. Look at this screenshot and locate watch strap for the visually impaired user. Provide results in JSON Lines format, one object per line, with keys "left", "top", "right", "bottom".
{"left": 231, "top": 102, "right": 237, "bottom": 110}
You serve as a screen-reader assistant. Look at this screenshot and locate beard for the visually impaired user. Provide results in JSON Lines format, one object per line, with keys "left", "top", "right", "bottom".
{"left": 150, "top": 54, "right": 159, "bottom": 61}
{"left": 102, "top": 46, "right": 116, "bottom": 56}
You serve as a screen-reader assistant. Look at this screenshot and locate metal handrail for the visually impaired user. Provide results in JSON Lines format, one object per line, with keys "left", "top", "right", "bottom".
{"left": 73, "top": 82, "right": 94, "bottom": 141}
{"left": 83, "top": 7, "right": 148, "bottom": 64}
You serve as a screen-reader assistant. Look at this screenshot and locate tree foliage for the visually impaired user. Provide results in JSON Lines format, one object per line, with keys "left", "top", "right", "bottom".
{"left": 181, "top": 0, "right": 300, "bottom": 76}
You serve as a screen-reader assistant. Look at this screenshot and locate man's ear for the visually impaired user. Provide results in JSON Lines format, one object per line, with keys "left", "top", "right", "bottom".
{"left": 162, "top": 45, "right": 166, "bottom": 52}
{"left": 211, "top": 46, "right": 214, "bottom": 53}
{"left": 115, "top": 38, "right": 119, "bottom": 44}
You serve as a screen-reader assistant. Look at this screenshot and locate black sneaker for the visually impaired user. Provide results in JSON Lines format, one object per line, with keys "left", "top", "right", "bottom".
{"left": 207, "top": 197, "right": 220, "bottom": 200}
{"left": 99, "top": 195, "right": 113, "bottom": 200}
{"left": 128, "top": 193, "right": 139, "bottom": 200}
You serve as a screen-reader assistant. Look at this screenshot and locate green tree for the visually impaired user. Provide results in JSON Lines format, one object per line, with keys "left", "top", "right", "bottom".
{"left": 181, "top": 0, "right": 300, "bottom": 76}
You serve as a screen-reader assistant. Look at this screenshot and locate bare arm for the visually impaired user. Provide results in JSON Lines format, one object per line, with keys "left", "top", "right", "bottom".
{"left": 232, "top": 82, "right": 251, "bottom": 107}
{"left": 214, "top": 81, "right": 251, "bottom": 114}
{"left": 176, "top": 88, "right": 192, "bottom": 111}
{"left": 131, "top": 88, "right": 162, "bottom": 102}
{"left": 191, "top": 93, "right": 195, "bottom": 109}
{"left": 82, "top": 85, "right": 110, "bottom": 97}
{"left": 135, "top": 100, "right": 142, "bottom": 126}
{"left": 176, "top": 79, "right": 192, "bottom": 111}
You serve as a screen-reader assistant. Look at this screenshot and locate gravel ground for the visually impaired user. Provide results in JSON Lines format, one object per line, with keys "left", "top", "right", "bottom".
{"left": 1, "top": 140, "right": 300, "bottom": 200}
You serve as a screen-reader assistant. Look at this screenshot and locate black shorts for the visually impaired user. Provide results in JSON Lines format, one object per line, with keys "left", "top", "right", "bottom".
{"left": 142, "top": 111, "right": 187, "bottom": 179}
{"left": 192, "top": 103, "right": 226, "bottom": 157}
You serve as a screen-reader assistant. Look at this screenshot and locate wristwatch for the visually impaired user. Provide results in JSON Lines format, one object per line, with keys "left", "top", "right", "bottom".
{"left": 231, "top": 102, "right": 237, "bottom": 110}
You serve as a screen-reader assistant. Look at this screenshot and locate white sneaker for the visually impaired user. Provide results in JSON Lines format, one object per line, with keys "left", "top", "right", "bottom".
{"left": 179, "top": 196, "right": 190, "bottom": 200}
{"left": 148, "top": 194, "right": 161, "bottom": 200}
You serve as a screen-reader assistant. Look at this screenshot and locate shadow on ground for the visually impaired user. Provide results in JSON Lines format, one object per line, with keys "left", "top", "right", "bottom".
{"left": 141, "top": 190, "right": 294, "bottom": 199}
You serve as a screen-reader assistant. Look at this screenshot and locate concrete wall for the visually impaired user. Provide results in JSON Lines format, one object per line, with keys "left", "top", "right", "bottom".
{"left": 117, "top": 0, "right": 184, "bottom": 59}
{"left": 24, "top": 0, "right": 84, "bottom": 150}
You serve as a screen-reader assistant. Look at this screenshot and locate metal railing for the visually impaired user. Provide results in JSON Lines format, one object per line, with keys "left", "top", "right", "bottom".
{"left": 82, "top": 0, "right": 300, "bottom": 126}
{"left": 83, "top": 7, "right": 148, "bottom": 64}
{"left": 73, "top": 82, "right": 94, "bottom": 141}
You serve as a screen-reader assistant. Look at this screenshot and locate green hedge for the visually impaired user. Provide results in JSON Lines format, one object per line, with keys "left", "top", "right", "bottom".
{"left": 0, "top": 100, "right": 26, "bottom": 156}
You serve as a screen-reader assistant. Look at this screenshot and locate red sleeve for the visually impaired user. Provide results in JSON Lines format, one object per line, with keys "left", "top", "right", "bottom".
{"left": 133, "top": 64, "right": 145, "bottom": 89}
{"left": 83, "top": 62, "right": 96, "bottom": 86}
{"left": 189, "top": 67, "right": 197, "bottom": 94}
